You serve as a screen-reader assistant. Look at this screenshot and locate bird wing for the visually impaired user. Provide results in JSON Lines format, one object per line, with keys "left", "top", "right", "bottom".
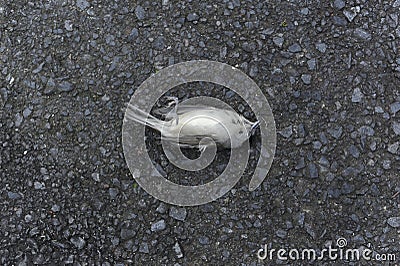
{"left": 176, "top": 104, "right": 226, "bottom": 115}
{"left": 160, "top": 133, "right": 220, "bottom": 146}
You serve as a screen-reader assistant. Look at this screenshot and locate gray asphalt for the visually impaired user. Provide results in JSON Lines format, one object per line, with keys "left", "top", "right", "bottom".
{"left": 1, "top": 0, "right": 399, "bottom": 265}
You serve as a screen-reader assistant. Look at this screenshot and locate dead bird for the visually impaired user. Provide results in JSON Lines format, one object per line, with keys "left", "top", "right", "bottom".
{"left": 124, "top": 97, "right": 259, "bottom": 150}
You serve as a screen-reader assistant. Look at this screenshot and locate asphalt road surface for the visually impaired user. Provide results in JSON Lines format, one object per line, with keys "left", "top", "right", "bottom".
{"left": 1, "top": 0, "right": 399, "bottom": 265}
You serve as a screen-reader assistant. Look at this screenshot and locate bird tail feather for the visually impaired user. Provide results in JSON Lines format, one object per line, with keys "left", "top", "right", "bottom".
{"left": 124, "top": 103, "right": 165, "bottom": 132}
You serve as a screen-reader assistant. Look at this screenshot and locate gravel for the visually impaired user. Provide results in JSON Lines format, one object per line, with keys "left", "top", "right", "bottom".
{"left": 279, "top": 125, "right": 293, "bottom": 139}
{"left": 276, "top": 229, "right": 287, "bottom": 239}
{"left": 58, "top": 81, "right": 73, "bottom": 92}
{"left": 388, "top": 142, "right": 399, "bottom": 154}
{"left": 173, "top": 242, "right": 184, "bottom": 258}
{"left": 135, "top": 5, "right": 146, "bottom": 20}
{"left": 169, "top": 207, "right": 187, "bottom": 221}
{"left": 333, "top": 16, "right": 347, "bottom": 27}
{"left": 387, "top": 217, "right": 400, "bottom": 228}
{"left": 315, "top": 42, "right": 327, "bottom": 53}
{"left": 351, "top": 87, "right": 364, "bottom": 103}
{"left": 1, "top": 0, "right": 399, "bottom": 265}
{"left": 129, "top": 28, "right": 139, "bottom": 40}
{"left": 393, "top": 121, "right": 400, "bottom": 135}
{"left": 76, "top": 0, "right": 89, "bottom": 10}
{"left": 390, "top": 102, "right": 400, "bottom": 114}
{"left": 272, "top": 36, "right": 284, "bottom": 48}
{"left": 307, "top": 58, "right": 317, "bottom": 70}
{"left": 153, "top": 36, "right": 166, "bottom": 50}
{"left": 354, "top": 28, "right": 372, "bottom": 40}
{"left": 343, "top": 6, "right": 360, "bottom": 22}
{"left": 139, "top": 242, "right": 150, "bottom": 254}
{"left": 7, "top": 191, "right": 21, "bottom": 200}
{"left": 327, "top": 125, "right": 343, "bottom": 139}
{"left": 187, "top": 13, "right": 199, "bottom": 22}
{"left": 198, "top": 236, "right": 210, "bottom": 245}
{"left": 70, "top": 236, "right": 86, "bottom": 249}
{"left": 151, "top": 219, "right": 167, "bottom": 232}
{"left": 288, "top": 43, "right": 302, "bottom": 53}
{"left": 333, "top": 0, "right": 345, "bottom": 10}
{"left": 301, "top": 74, "right": 312, "bottom": 85}
{"left": 308, "top": 162, "right": 319, "bottom": 179}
